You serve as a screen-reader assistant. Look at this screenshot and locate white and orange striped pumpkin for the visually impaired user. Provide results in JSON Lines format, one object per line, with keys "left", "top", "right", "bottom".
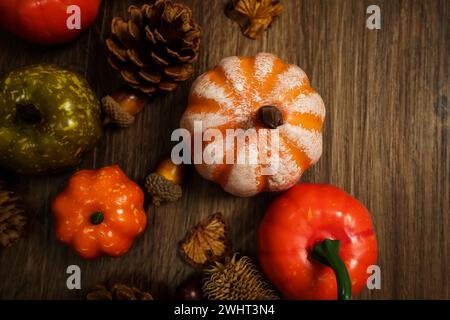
{"left": 180, "top": 53, "right": 325, "bottom": 197}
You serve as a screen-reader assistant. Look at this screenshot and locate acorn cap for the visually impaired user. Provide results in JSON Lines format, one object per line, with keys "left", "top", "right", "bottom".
{"left": 145, "top": 172, "right": 182, "bottom": 206}
{"left": 102, "top": 95, "right": 135, "bottom": 127}
{"left": 202, "top": 254, "right": 279, "bottom": 300}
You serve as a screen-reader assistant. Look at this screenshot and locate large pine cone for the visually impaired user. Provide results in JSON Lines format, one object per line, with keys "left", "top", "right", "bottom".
{"left": 0, "top": 181, "right": 26, "bottom": 247}
{"left": 106, "top": 0, "right": 201, "bottom": 95}
{"left": 86, "top": 284, "right": 153, "bottom": 300}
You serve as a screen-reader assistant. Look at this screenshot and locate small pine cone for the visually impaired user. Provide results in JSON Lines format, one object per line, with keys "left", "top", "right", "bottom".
{"left": 0, "top": 181, "right": 26, "bottom": 248}
{"left": 106, "top": 0, "right": 201, "bottom": 95}
{"left": 86, "top": 284, "right": 153, "bottom": 300}
{"left": 145, "top": 173, "right": 182, "bottom": 206}
{"left": 203, "top": 254, "right": 279, "bottom": 300}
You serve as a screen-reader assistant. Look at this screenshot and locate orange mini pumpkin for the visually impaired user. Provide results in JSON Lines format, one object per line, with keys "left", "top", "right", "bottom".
{"left": 180, "top": 53, "right": 325, "bottom": 197}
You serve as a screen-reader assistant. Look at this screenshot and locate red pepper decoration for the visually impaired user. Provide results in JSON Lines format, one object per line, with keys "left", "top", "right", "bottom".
{"left": 0, "top": 0, "right": 101, "bottom": 44}
{"left": 258, "top": 184, "right": 378, "bottom": 300}
{"left": 52, "top": 165, "right": 147, "bottom": 259}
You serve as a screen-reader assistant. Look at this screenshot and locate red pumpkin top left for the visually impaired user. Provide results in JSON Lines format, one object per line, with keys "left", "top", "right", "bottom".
{"left": 0, "top": 0, "right": 101, "bottom": 44}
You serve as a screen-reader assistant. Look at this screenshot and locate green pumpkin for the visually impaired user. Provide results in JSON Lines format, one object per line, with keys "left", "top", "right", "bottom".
{"left": 0, "top": 64, "right": 102, "bottom": 174}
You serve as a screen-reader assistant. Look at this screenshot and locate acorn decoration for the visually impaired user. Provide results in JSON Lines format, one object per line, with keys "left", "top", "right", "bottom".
{"left": 179, "top": 213, "right": 230, "bottom": 267}
{"left": 105, "top": 0, "right": 201, "bottom": 95}
{"left": 203, "top": 254, "right": 279, "bottom": 300}
{"left": 102, "top": 87, "right": 148, "bottom": 127}
{"left": 145, "top": 158, "right": 184, "bottom": 206}
{"left": 0, "top": 181, "right": 26, "bottom": 248}
{"left": 86, "top": 283, "right": 153, "bottom": 300}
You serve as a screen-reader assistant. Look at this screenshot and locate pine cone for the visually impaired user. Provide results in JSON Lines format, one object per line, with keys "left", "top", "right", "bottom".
{"left": 106, "top": 0, "right": 201, "bottom": 95}
{"left": 0, "top": 181, "right": 26, "bottom": 248}
{"left": 86, "top": 284, "right": 153, "bottom": 300}
{"left": 203, "top": 254, "right": 279, "bottom": 300}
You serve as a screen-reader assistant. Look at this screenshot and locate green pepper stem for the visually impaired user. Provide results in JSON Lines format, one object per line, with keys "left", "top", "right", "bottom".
{"left": 90, "top": 212, "right": 104, "bottom": 225}
{"left": 311, "top": 239, "right": 352, "bottom": 300}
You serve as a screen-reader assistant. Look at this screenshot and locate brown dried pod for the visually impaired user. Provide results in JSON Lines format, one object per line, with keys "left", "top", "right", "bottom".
{"left": 105, "top": 0, "right": 201, "bottom": 95}
{"left": 202, "top": 254, "right": 279, "bottom": 300}
{"left": 0, "top": 181, "right": 26, "bottom": 248}
{"left": 180, "top": 213, "right": 230, "bottom": 267}
{"left": 86, "top": 283, "right": 153, "bottom": 300}
{"left": 225, "top": 0, "right": 283, "bottom": 39}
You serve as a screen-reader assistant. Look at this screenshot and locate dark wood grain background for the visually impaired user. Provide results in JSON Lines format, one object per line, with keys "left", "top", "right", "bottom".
{"left": 0, "top": 0, "right": 448, "bottom": 300}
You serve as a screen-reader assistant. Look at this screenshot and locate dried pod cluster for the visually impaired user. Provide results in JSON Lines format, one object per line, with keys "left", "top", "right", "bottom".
{"left": 179, "top": 213, "right": 279, "bottom": 300}
{"left": 106, "top": 0, "right": 201, "bottom": 95}
{"left": 203, "top": 254, "right": 279, "bottom": 300}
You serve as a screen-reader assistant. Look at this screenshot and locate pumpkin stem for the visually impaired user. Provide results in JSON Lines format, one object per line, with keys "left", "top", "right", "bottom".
{"left": 258, "top": 106, "right": 283, "bottom": 129}
{"left": 311, "top": 239, "right": 352, "bottom": 300}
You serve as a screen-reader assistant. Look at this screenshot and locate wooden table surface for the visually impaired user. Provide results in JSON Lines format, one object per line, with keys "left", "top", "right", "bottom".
{"left": 0, "top": 0, "right": 448, "bottom": 300}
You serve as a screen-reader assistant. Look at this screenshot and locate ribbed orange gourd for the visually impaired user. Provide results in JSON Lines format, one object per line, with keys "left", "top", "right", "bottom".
{"left": 180, "top": 53, "right": 325, "bottom": 197}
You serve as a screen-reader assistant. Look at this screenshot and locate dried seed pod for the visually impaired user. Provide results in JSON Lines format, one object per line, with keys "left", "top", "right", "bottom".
{"left": 203, "top": 254, "right": 279, "bottom": 300}
{"left": 225, "top": 0, "right": 283, "bottom": 39}
{"left": 180, "top": 213, "right": 230, "bottom": 267}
